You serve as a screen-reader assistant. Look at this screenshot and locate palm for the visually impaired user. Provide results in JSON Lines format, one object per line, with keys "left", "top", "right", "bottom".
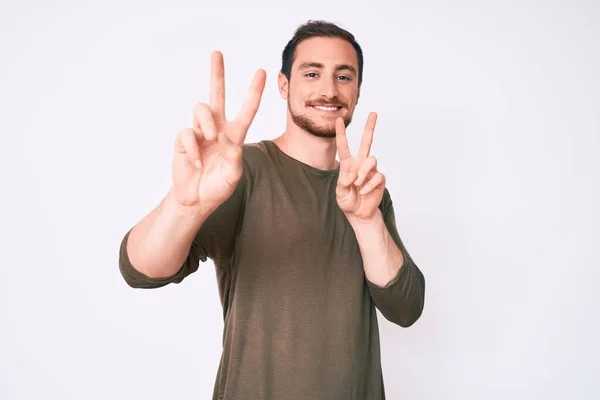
{"left": 172, "top": 51, "right": 266, "bottom": 210}
{"left": 173, "top": 141, "right": 237, "bottom": 205}
{"left": 335, "top": 112, "right": 386, "bottom": 221}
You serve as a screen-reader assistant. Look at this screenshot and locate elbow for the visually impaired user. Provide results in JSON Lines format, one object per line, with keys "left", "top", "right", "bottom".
{"left": 394, "top": 302, "right": 424, "bottom": 328}
{"left": 122, "top": 278, "right": 144, "bottom": 289}
{"left": 118, "top": 230, "right": 171, "bottom": 289}
{"left": 118, "top": 230, "right": 146, "bottom": 289}
{"left": 390, "top": 275, "right": 426, "bottom": 328}
{"left": 118, "top": 257, "right": 175, "bottom": 289}
{"left": 384, "top": 289, "right": 425, "bottom": 328}
{"left": 118, "top": 259, "right": 147, "bottom": 289}
{"left": 118, "top": 248, "right": 163, "bottom": 289}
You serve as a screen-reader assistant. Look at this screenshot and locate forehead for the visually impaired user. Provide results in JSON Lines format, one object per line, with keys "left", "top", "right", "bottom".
{"left": 292, "top": 36, "right": 358, "bottom": 69}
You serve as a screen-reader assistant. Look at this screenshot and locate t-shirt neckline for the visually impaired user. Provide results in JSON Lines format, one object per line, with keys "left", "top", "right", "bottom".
{"left": 263, "top": 139, "right": 340, "bottom": 177}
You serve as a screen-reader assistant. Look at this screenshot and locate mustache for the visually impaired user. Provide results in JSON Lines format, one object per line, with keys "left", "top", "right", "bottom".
{"left": 308, "top": 98, "right": 347, "bottom": 108}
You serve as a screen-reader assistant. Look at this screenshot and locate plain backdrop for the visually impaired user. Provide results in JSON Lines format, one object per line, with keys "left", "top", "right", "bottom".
{"left": 1, "top": 0, "right": 599, "bottom": 399}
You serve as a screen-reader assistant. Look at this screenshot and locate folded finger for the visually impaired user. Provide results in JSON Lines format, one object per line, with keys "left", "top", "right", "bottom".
{"left": 354, "top": 156, "right": 377, "bottom": 186}
{"left": 177, "top": 128, "right": 202, "bottom": 168}
{"left": 359, "top": 172, "right": 386, "bottom": 195}
{"left": 338, "top": 168, "right": 357, "bottom": 187}
{"left": 217, "top": 131, "right": 242, "bottom": 162}
{"left": 193, "top": 103, "right": 217, "bottom": 140}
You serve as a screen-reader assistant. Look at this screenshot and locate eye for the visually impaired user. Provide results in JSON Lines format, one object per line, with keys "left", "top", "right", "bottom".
{"left": 305, "top": 72, "right": 318, "bottom": 78}
{"left": 337, "top": 75, "right": 351, "bottom": 81}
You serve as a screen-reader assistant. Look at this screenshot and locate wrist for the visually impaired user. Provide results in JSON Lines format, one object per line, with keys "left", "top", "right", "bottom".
{"left": 346, "top": 208, "right": 384, "bottom": 228}
{"left": 165, "top": 188, "right": 214, "bottom": 223}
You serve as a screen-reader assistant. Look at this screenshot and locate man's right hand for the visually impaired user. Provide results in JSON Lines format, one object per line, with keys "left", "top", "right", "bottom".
{"left": 172, "top": 51, "right": 266, "bottom": 213}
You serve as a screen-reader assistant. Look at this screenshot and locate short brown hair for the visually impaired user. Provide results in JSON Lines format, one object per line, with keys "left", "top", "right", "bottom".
{"left": 280, "top": 20, "right": 364, "bottom": 86}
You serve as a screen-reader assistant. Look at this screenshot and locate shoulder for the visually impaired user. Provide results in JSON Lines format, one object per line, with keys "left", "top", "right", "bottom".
{"left": 241, "top": 140, "right": 270, "bottom": 163}
{"left": 240, "top": 140, "right": 275, "bottom": 178}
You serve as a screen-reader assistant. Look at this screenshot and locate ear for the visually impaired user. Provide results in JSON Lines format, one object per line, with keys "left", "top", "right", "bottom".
{"left": 356, "top": 85, "right": 361, "bottom": 105}
{"left": 278, "top": 72, "right": 289, "bottom": 100}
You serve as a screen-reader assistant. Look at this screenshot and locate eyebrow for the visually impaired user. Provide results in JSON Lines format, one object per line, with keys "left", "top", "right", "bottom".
{"left": 297, "top": 62, "right": 357, "bottom": 75}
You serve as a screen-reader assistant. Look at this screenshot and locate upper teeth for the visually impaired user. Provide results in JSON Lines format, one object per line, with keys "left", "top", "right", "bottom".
{"left": 313, "top": 106, "right": 338, "bottom": 111}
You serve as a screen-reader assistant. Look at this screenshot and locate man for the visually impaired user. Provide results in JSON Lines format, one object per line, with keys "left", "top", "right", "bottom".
{"left": 119, "top": 20, "right": 425, "bottom": 400}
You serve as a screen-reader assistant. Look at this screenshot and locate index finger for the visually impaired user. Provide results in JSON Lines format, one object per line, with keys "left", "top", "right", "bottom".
{"left": 357, "top": 112, "right": 377, "bottom": 159}
{"left": 335, "top": 117, "right": 352, "bottom": 160}
{"left": 210, "top": 51, "right": 226, "bottom": 118}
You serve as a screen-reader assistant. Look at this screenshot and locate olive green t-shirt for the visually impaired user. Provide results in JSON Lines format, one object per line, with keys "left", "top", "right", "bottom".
{"left": 119, "top": 139, "right": 425, "bottom": 400}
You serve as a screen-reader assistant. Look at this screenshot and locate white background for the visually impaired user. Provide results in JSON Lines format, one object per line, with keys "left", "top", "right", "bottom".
{"left": 1, "top": 0, "right": 599, "bottom": 399}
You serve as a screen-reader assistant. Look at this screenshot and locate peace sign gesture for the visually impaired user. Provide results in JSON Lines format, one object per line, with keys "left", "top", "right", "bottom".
{"left": 335, "top": 112, "right": 386, "bottom": 221}
{"left": 172, "top": 51, "right": 266, "bottom": 212}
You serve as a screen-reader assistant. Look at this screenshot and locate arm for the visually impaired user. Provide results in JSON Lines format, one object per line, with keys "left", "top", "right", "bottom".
{"left": 347, "top": 209, "right": 403, "bottom": 287}
{"left": 119, "top": 162, "right": 248, "bottom": 289}
{"left": 349, "top": 191, "right": 425, "bottom": 327}
{"left": 124, "top": 188, "right": 212, "bottom": 280}
{"left": 119, "top": 51, "right": 266, "bottom": 289}
{"left": 333, "top": 113, "right": 425, "bottom": 327}
{"left": 119, "top": 52, "right": 265, "bottom": 287}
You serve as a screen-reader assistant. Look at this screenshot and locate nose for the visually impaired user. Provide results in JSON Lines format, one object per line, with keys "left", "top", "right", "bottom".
{"left": 319, "top": 76, "right": 339, "bottom": 99}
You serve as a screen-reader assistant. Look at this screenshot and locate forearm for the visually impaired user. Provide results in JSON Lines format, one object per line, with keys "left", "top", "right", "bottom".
{"left": 126, "top": 188, "right": 212, "bottom": 278}
{"left": 348, "top": 209, "right": 404, "bottom": 287}
{"left": 349, "top": 208, "right": 425, "bottom": 327}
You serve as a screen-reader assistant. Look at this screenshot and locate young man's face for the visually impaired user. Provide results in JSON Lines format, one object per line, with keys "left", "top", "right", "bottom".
{"left": 279, "top": 36, "right": 361, "bottom": 138}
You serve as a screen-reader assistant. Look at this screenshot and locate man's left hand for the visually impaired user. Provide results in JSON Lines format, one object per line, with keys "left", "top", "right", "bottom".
{"left": 335, "top": 112, "right": 386, "bottom": 222}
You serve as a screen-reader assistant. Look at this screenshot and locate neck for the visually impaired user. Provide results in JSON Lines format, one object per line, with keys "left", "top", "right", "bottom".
{"left": 272, "top": 119, "right": 339, "bottom": 171}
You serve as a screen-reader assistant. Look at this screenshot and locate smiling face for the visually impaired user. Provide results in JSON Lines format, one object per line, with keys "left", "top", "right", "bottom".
{"left": 278, "top": 36, "right": 361, "bottom": 138}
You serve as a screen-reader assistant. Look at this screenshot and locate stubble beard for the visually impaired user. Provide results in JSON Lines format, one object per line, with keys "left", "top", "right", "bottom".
{"left": 288, "top": 98, "right": 352, "bottom": 139}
